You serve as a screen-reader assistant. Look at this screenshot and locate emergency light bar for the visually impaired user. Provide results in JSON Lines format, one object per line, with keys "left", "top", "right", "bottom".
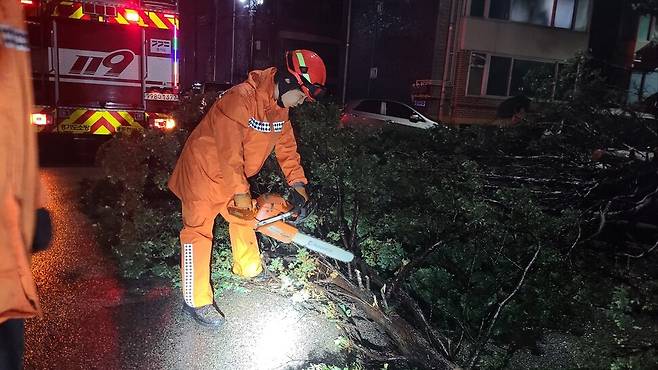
{"left": 52, "top": 3, "right": 179, "bottom": 30}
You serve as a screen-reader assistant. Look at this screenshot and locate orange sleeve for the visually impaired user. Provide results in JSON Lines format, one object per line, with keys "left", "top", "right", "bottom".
{"left": 212, "top": 90, "right": 252, "bottom": 195}
{"left": 275, "top": 120, "right": 307, "bottom": 186}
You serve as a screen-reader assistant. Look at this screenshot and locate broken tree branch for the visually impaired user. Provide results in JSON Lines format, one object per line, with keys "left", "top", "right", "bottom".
{"left": 318, "top": 264, "right": 458, "bottom": 370}
{"left": 350, "top": 200, "right": 359, "bottom": 251}
{"left": 468, "top": 242, "right": 543, "bottom": 369}
{"left": 386, "top": 241, "right": 444, "bottom": 300}
{"left": 616, "top": 239, "right": 658, "bottom": 259}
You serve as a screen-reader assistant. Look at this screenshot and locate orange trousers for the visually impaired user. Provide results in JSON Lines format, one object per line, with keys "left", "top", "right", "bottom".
{"left": 179, "top": 200, "right": 263, "bottom": 308}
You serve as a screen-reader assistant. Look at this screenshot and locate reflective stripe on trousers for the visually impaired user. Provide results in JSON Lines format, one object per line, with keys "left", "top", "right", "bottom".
{"left": 179, "top": 200, "right": 263, "bottom": 307}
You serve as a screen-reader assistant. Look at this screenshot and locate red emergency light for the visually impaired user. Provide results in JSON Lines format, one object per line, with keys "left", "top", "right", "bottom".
{"left": 21, "top": 0, "right": 34, "bottom": 4}
{"left": 125, "top": 9, "right": 140, "bottom": 22}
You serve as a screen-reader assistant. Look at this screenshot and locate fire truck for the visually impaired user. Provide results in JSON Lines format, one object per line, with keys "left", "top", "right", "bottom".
{"left": 22, "top": 0, "right": 179, "bottom": 152}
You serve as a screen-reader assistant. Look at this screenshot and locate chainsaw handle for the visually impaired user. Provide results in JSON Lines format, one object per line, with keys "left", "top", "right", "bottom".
{"left": 227, "top": 198, "right": 257, "bottom": 220}
{"left": 227, "top": 206, "right": 255, "bottom": 220}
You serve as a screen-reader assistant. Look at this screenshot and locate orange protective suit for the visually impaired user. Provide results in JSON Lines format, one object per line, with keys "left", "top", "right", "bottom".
{"left": 168, "top": 68, "right": 307, "bottom": 307}
{"left": 0, "top": 2, "right": 42, "bottom": 324}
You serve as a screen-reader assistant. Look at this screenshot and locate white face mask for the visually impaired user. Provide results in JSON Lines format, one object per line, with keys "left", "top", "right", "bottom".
{"left": 280, "top": 89, "right": 307, "bottom": 108}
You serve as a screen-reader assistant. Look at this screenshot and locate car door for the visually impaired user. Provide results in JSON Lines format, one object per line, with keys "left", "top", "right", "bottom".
{"left": 383, "top": 101, "right": 435, "bottom": 129}
{"left": 349, "top": 100, "right": 387, "bottom": 128}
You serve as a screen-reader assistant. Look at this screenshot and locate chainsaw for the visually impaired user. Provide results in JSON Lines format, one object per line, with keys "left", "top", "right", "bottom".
{"left": 228, "top": 193, "right": 354, "bottom": 263}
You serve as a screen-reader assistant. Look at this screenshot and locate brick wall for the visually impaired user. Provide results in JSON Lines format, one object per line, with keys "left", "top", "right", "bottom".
{"left": 440, "top": 50, "right": 506, "bottom": 125}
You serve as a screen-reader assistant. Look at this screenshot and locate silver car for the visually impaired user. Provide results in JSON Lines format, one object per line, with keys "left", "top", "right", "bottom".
{"left": 340, "top": 99, "right": 440, "bottom": 130}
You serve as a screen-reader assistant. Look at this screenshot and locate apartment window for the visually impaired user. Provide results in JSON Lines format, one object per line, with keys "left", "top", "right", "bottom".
{"left": 554, "top": 63, "right": 569, "bottom": 99}
{"left": 468, "top": 52, "right": 559, "bottom": 98}
{"left": 509, "top": 59, "right": 554, "bottom": 96}
{"left": 573, "top": 0, "right": 591, "bottom": 31}
{"left": 637, "top": 15, "right": 656, "bottom": 42}
{"left": 629, "top": 72, "right": 643, "bottom": 104}
{"left": 643, "top": 73, "right": 658, "bottom": 98}
{"left": 486, "top": 56, "right": 512, "bottom": 96}
{"left": 467, "top": 53, "right": 487, "bottom": 95}
{"left": 510, "top": 0, "right": 553, "bottom": 26}
{"left": 489, "top": 0, "right": 510, "bottom": 20}
{"left": 471, "top": 0, "right": 590, "bottom": 31}
{"left": 628, "top": 71, "right": 658, "bottom": 104}
{"left": 638, "top": 15, "right": 652, "bottom": 41}
{"left": 470, "top": 0, "right": 485, "bottom": 17}
{"left": 554, "top": 0, "right": 575, "bottom": 29}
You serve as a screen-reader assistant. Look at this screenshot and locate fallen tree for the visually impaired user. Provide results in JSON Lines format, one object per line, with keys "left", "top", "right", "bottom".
{"left": 82, "top": 58, "right": 657, "bottom": 368}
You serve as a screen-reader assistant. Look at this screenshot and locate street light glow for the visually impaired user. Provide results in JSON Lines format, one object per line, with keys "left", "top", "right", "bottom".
{"left": 239, "top": 0, "right": 264, "bottom": 7}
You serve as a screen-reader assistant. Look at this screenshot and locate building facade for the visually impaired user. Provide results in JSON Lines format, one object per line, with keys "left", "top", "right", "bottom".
{"left": 179, "top": 0, "right": 649, "bottom": 122}
{"left": 429, "top": 0, "right": 594, "bottom": 124}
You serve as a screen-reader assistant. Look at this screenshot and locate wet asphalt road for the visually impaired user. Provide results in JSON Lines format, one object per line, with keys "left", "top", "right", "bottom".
{"left": 24, "top": 168, "right": 340, "bottom": 370}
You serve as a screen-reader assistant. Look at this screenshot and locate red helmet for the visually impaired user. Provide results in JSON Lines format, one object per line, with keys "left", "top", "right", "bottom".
{"left": 285, "top": 49, "right": 327, "bottom": 101}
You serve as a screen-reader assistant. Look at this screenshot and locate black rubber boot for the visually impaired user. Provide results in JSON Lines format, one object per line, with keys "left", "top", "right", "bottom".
{"left": 251, "top": 268, "right": 275, "bottom": 283}
{"left": 182, "top": 303, "right": 226, "bottom": 328}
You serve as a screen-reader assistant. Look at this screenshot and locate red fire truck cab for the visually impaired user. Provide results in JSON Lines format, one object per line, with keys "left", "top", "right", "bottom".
{"left": 24, "top": 0, "right": 179, "bottom": 158}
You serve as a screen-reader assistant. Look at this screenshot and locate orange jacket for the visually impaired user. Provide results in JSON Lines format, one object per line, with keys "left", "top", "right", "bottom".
{"left": 0, "top": 1, "right": 42, "bottom": 324}
{"left": 169, "top": 68, "right": 307, "bottom": 203}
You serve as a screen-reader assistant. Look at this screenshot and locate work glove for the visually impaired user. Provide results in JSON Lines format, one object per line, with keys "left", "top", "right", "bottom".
{"left": 234, "top": 193, "right": 253, "bottom": 209}
{"left": 228, "top": 192, "right": 255, "bottom": 220}
{"left": 289, "top": 184, "right": 311, "bottom": 224}
{"left": 32, "top": 208, "right": 52, "bottom": 253}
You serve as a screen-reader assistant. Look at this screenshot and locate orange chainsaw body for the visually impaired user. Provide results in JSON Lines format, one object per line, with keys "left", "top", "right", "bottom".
{"left": 227, "top": 193, "right": 355, "bottom": 262}
{"left": 253, "top": 194, "right": 299, "bottom": 243}
{"left": 227, "top": 193, "right": 299, "bottom": 243}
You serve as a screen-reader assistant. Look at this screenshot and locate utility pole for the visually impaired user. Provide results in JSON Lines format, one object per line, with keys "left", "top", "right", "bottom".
{"left": 239, "top": 0, "right": 262, "bottom": 72}
{"left": 193, "top": 1, "right": 198, "bottom": 80}
{"left": 231, "top": 0, "right": 236, "bottom": 83}
{"left": 366, "top": 2, "right": 384, "bottom": 98}
{"left": 249, "top": 6, "right": 255, "bottom": 70}
{"left": 341, "top": 0, "right": 352, "bottom": 104}
{"left": 213, "top": 0, "right": 219, "bottom": 81}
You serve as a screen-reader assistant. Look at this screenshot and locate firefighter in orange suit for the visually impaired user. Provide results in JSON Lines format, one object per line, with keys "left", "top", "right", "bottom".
{"left": 0, "top": 2, "right": 52, "bottom": 369}
{"left": 168, "top": 50, "right": 327, "bottom": 327}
